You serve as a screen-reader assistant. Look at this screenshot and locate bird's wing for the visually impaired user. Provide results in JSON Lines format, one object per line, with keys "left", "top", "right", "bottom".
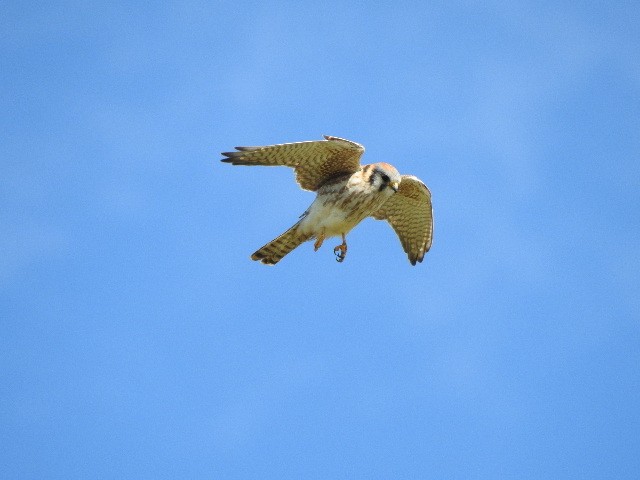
{"left": 371, "top": 175, "right": 433, "bottom": 265}
{"left": 221, "top": 135, "right": 364, "bottom": 191}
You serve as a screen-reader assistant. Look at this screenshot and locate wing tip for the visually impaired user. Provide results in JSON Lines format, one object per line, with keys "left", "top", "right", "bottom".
{"left": 408, "top": 250, "right": 427, "bottom": 266}
{"left": 221, "top": 150, "right": 252, "bottom": 164}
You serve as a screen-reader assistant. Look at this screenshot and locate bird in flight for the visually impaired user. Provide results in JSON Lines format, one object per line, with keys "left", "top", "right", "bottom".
{"left": 221, "top": 135, "right": 433, "bottom": 265}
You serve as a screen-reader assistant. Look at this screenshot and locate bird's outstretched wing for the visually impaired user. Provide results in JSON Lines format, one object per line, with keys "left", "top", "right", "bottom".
{"left": 371, "top": 175, "right": 433, "bottom": 265}
{"left": 221, "top": 135, "right": 364, "bottom": 191}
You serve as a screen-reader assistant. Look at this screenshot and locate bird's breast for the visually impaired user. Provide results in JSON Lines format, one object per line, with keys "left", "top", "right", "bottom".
{"left": 298, "top": 178, "right": 392, "bottom": 238}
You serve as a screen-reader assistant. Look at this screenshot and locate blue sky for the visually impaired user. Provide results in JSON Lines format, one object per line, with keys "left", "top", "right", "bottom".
{"left": 2, "top": 1, "right": 639, "bottom": 478}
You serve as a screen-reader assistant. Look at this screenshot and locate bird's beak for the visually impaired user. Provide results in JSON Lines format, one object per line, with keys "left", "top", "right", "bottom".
{"left": 390, "top": 181, "right": 399, "bottom": 192}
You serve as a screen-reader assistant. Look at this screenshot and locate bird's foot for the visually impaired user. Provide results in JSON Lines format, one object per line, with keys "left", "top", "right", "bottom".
{"left": 314, "top": 234, "right": 325, "bottom": 252}
{"left": 333, "top": 235, "right": 348, "bottom": 263}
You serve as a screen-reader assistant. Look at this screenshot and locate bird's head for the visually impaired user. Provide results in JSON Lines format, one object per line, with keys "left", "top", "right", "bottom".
{"left": 367, "top": 163, "right": 401, "bottom": 194}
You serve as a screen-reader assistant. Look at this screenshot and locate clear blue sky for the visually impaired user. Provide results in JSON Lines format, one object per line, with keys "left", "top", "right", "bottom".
{"left": 2, "top": 1, "right": 639, "bottom": 478}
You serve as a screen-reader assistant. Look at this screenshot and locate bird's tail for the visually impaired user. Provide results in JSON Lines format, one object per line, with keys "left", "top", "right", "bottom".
{"left": 251, "top": 223, "right": 311, "bottom": 265}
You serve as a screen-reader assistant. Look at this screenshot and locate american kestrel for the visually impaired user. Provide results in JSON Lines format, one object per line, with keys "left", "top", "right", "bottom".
{"left": 221, "top": 135, "right": 433, "bottom": 265}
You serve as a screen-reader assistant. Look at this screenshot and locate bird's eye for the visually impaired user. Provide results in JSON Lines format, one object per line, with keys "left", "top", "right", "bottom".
{"left": 381, "top": 174, "right": 390, "bottom": 183}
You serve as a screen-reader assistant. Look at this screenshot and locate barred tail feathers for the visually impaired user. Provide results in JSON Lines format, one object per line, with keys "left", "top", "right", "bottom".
{"left": 251, "top": 224, "right": 311, "bottom": 265}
